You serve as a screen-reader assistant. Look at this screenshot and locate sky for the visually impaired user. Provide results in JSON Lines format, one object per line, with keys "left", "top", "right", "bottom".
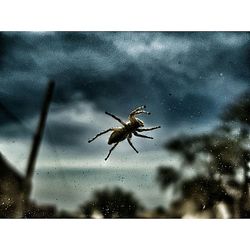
{"left": 0, "top": 32, "right": 250, "bottom": 174}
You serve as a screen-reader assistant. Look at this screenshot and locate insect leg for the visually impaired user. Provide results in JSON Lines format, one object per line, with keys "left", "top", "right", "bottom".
{"left": 137, "top": 126, "right": 161, "bottom": 132}
{"left": 133, "top": 131, "right": 153, "bottom": 139}
{"left": 130, "top": 105, "right": 146, "bottom": 114}
{"left": 130, "top": 106, "right": 150, "bottom": 116}
{"left": 105, "top": 142, "right": 119, "bottom": 161}
{"left": 88, "top": 128, "right": 113, "bottom": 143}
{"left": 105, "top": 111, "right": 126, "bottom": 126}
{"left": 134, "top": 110, "right": 151, "bottom": 115}
{"left": 127, "top": 135, "right": 139, "bottom": 153}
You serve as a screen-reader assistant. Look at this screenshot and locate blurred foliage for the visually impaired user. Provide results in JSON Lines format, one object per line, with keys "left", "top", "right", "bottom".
{"left": 157, "top": 88, "right": 250, "bottom": 218}
{"left": 222, "top": 90, "right": 250, "bottom": 127}
{"left": 156, "top": 166, "right": 180, "bottom": 189}
{"left": 81, "top": 187, "right": 143, "bottom": 218}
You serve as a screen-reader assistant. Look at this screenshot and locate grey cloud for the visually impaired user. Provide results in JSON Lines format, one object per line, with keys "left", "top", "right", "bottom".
{"left": 0, "top": 32, "right": 249, "bottom": 154}
{"left": 162, "top": 93, "right": 218, "bottom": 126}
{"left": 45, "top": 120, "right": 88, "bottom": 146}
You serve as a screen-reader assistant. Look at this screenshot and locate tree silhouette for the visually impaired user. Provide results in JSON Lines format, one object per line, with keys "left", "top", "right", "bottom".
{"left": 81, "top": 187, "right": 143, "bottom": 218}
{"left": 221, "top": 89, "right": 250, "bottom": 217}
{"left": 222, "top": 90, "right": 250, "bottom": 127}
{"left": 156, "top": 89, "right": 250, "bottom": 218}
{"left": 156, "top": 166, "right": 180, "bottom": 190}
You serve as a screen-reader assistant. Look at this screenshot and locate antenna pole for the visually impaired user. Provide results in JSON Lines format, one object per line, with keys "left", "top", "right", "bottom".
{"left": 23, "top": 80, "right": 55, "bottom": 217}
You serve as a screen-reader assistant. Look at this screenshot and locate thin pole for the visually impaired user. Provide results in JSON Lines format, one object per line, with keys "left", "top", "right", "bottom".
{"left": 23, "top": 80, "right": 55, "bottom": 217}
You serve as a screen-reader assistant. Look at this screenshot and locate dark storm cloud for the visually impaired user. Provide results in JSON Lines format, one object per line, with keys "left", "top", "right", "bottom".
{"left": 45, "top": 120, "right": 89, "bottom": 146}
{"left": 163, "top": 93, "right": 217, "bottom": 126}
{"left": 0, "top": 32, "right": 249, "bottom": 151}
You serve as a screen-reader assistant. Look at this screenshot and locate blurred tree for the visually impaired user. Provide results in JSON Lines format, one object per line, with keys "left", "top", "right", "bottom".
{"left": 222, "top": 90, "right": 250, "bottom": 127}
{"left": 221, "top": 90, "right": 250, "bottom": 217}
{"left": 81, "top": 187, "right": 143, "bottom": 218}
{"left": 156, "top": 166, "right": 180, "bottom": 190}
{"left": 157, "top": 89, "right": 250, "bottom": 218}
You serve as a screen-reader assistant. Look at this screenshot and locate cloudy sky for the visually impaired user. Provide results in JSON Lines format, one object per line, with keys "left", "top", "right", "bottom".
{"left": 0, "top": 32, "right": 250, "bottom": 173}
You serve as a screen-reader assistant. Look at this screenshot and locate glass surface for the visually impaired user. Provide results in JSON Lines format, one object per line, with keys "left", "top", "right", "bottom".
{"left": 0, "top": 32, "right": 250, "bottom": 218}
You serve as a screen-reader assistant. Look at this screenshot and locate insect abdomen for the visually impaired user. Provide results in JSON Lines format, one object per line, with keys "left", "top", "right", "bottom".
{"left": 108, "top": 129, "right": 127, "bottom": 144}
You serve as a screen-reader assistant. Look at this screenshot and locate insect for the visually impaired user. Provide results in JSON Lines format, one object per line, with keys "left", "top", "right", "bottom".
{"left": 88, "top": 105, "right": 161, "bottom": 160}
